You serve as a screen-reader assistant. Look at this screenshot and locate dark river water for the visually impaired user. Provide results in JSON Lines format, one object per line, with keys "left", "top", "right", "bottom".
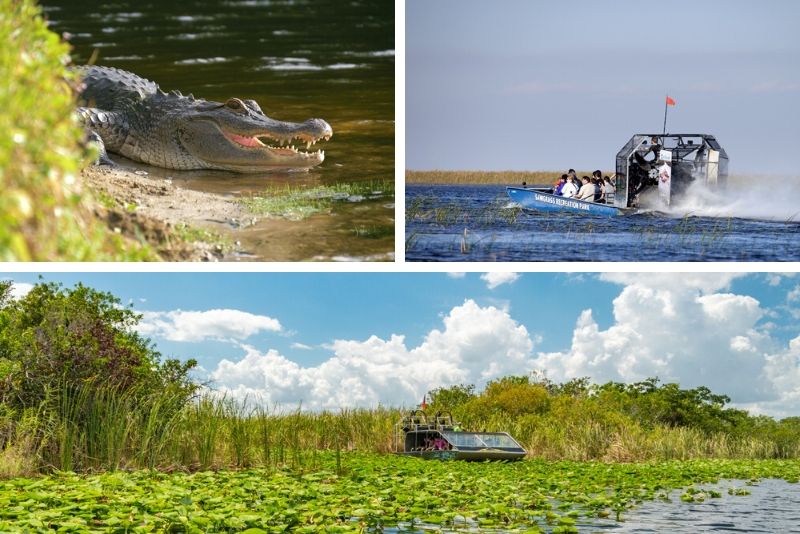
{"left": 406, "top": 185, "right": 800, "bottom": 262}
{"left": 41, "top": 0, "right": 394, "bottom": 261}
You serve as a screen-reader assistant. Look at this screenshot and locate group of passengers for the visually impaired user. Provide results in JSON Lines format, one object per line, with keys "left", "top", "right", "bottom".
{"left": 552, "top": 169, "right": 615, "bottom": 204}
{"left": 416, "top": 436, "right": 450, "bottom": 451}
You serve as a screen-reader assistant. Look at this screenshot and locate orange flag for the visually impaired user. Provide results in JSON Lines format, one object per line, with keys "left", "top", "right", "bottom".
{"left": 666, "top": 95, "right": 676, "bottom": 106}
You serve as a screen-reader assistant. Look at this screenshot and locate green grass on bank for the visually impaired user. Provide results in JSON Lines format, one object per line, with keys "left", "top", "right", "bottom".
{"left": 240, "top": 180, "right": 394, "bottom": 221}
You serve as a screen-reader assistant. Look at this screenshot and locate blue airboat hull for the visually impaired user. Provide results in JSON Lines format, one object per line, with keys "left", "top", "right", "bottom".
{"left": 506, "top": 187, "right": 624, "bottom": 217}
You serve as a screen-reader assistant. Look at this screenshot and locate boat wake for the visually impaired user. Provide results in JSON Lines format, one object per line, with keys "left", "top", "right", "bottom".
{"left": 657, "top": 176, "right": 800, "bottom": 222}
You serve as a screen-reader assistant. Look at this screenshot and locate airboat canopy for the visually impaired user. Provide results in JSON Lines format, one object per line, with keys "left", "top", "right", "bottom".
{"left": 614, "top": 134, "right": 729, "bottom": 208}
{"left": 393, "top": 410, "right": 527, "bottom": 461}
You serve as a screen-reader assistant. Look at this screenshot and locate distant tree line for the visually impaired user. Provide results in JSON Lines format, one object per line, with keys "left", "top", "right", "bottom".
{"left": 428, "top": 375, "right": 800, "bottom": 457}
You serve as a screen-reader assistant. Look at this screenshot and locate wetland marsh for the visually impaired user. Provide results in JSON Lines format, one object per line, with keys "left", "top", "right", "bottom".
{"left": 3, "top": 281, "right": 800, "bottom": 531}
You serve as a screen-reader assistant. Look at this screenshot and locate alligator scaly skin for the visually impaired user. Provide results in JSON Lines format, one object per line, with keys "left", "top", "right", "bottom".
{"left": 73, "top": 65, "right": 332, "bottom": 172}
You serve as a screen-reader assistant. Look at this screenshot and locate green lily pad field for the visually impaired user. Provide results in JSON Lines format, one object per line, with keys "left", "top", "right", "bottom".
{"left": 1, "top": 454, "right": 798, "bottom": 533}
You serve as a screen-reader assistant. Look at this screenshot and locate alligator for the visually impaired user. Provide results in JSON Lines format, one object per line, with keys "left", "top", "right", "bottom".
{"left": 74, "top": 65, "right": 332, "bottom": 172}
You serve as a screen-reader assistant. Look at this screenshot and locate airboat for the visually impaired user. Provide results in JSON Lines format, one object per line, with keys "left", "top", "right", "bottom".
{"left": 507, "top": 133, "right": 729, "bottom": 214}
{"left": 393, "top": 410, "right": 527, "bottom": 461}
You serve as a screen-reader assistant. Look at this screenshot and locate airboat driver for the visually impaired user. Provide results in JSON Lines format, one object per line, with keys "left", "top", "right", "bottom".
{"left": 647, "top": 136, "right": 662, "bottom": 161}
{"left": 633, "top": 136, "right": 663, "bottom": 168}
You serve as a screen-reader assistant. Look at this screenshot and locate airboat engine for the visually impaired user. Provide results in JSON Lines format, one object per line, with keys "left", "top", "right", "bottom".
{"left": 613, "top": 134, "right": 729, "bottom": 208}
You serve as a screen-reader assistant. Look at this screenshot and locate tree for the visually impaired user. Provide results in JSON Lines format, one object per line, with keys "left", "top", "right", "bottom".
{"left": 467, "top": 376, "right": 551, "bottom": 417}
{"left": 0, "top": 281, "right": 196, "bottom": 409}
{"left": 429, "top": 383, "right": 475, "bottom": 410}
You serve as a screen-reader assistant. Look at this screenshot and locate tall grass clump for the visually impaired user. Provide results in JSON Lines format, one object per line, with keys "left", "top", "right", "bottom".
{"left": 0, "top": 0, "right": 153, "bottom": 260}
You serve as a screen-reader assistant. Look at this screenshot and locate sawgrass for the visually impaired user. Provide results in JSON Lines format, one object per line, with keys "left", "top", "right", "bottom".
{"left": 1, "top": 386, "right": 797, "bottom": 480}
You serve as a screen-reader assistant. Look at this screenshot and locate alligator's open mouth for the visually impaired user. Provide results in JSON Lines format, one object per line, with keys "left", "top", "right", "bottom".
{"left": 222, "top": 130, "right": 330, "bottom": 160}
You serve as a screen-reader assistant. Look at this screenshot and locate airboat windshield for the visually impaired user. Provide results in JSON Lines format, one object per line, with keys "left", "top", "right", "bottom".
{"left": 442, "top": 432, "right": 523, "bottom": 450}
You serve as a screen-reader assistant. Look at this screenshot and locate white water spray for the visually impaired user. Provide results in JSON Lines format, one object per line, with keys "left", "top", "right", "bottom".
{"left": 651, "top": 176, "right": 800, "bottom": 222}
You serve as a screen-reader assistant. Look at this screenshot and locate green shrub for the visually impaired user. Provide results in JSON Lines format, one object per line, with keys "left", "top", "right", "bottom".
{"left": 0, "top": 0, "right": 149, "bottom": 260}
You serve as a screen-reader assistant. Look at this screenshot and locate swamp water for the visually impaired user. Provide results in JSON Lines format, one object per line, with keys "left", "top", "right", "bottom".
{"left": 42, "top": 0, "right": 394, "bottom": 261}
{"left": 406, "top": 185, "right": 800, "bottom": 262}
{"left": 595, "top": 478, "right": 800, "bottom": 533}
{"left": 385, "top": 479, "right": 800, "bottom": 533}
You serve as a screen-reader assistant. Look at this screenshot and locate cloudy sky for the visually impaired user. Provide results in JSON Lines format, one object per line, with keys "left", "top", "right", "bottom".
{"left": 406, "top": 0, "right": 800, "bottom": 174}
{"left": 4, "top": 272, "right": 800, "bottom": 417}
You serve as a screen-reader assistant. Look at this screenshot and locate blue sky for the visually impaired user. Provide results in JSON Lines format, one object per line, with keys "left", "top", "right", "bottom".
{"left": 3, "top": 272, "right": 800, "bottom": 416}
{"left": 406, "top": 0, "right": 800, "bottom": 174}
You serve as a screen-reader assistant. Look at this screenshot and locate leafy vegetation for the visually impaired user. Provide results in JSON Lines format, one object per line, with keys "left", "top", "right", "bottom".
{"left": 0, "top": 0, "right": 154, "bottom": 260}
{"left": 0, "top": 281, "right": 197, "bottom": 474}
{"left": 0, "top": 454, "right": 798, "bottom": 532}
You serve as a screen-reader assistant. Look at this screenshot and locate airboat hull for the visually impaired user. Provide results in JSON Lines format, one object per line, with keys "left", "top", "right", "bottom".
{"left": 506, "top": 187, "right": 624, "bottom": 216}
{"left": 397, "top": 449, "right": 526, "bottom": 461}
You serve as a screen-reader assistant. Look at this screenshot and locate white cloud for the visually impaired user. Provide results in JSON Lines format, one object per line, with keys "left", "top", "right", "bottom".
{"left": 210, "top": 299, "right": 535, "bottom": 410}
{"left": 767, "top": 274, "right": 782, "bottom": 287}
{"left": 290, "top": 342, "right": 312, "bottom": 350}
{"left": 10, "top": 282, "right": 34, "bottom": 300}
{"left": 765, "top": 273, "right": 797, "bottom": 287}
{"left": 535, "top": 276, "right": 796, "bottom": 410}
{"left": 447, "top": 272, "right": 466, "bottom": 279}
{"left": 204, "top": 275, "right": 800, "bottom": 417}
{"left": 599, "top": 272, "right": 745, "bottom": 294}
{"left": 788, "top": 285, "right": 800, "bottom": 302}
{"left": 137, "top": 309, "right": 282, "bottom": 342}
{"left": 481, "top": 272, "right": 520, "bottom": 289}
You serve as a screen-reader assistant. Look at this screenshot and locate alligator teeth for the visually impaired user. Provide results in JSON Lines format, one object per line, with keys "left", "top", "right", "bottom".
{"left": 306, "top": 141, "right": 311, "bottom": 150}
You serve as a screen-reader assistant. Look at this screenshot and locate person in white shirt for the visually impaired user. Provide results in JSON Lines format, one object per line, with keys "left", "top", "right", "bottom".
{"left": 576, "top": 176, "right": 595, "bottom": 201}
{"left": 561, "top": 176, "right": 578, "bottom": 198}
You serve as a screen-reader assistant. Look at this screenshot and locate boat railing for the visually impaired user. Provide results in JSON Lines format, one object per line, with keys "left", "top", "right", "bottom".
{"left": 433, "top": 410, "right": 456, "bottom": 430}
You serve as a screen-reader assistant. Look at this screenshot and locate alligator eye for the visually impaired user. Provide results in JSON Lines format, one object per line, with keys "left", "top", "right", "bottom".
{"left": 225, "top": 98, "right": 245, "bottom": 112}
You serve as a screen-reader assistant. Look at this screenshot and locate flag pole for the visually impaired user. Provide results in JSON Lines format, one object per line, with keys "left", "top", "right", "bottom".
{"left": 662, "top": 92, "right": 668, "bottom": 136}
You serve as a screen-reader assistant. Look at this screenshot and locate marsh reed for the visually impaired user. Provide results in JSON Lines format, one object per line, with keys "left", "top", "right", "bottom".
{"left": 1, "top": 381, "right": 798, "bottom": 478}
